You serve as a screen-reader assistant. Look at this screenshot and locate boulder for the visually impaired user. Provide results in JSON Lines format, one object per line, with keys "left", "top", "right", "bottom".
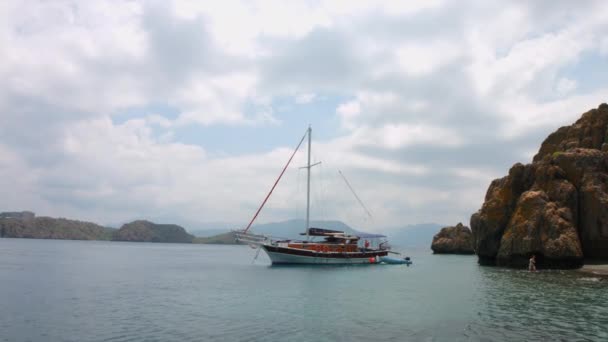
{"left": 470, "top": 163, "right": 534, "bottom": 264}
{"left": 431, "top": 223, "right": 474, "bottom": 254}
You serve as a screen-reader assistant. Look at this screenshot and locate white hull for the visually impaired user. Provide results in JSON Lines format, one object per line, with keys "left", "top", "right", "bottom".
{"left": 265, "top": 249, "right": 376, "bottom": 265}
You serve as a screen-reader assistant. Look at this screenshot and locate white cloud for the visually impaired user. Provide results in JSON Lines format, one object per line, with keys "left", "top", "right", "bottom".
{"left": 352, "top": 124, "right": 465, "bottom": 150}
{"left": 498, "top": 88, "right": 608, "bottom": 139}
{"left": 556, "top": 77, "right": 577, "bottom": 95}
{"left": 295, "top": 93, "right": 316, "bottom": 104}
{"left": 395, "top": 41, "right": 462, "bottom": 76}
{"left": 172, "top": 72, "right": 259, "bottom": 126}
{"left": 336, "top": 100, "right": 361, "bottom": 127}
{"left": 469, "top": 28, "right": 589, "bottom": 97}
{"left": 1, "top": 0, "right": 608, "bottom": 229}
{"left": 600, "top": 36, "right": 608, "bottom": 56}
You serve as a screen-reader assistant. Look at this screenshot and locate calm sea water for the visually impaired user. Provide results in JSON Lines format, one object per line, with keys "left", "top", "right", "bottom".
{"left": 1, "top": 238, "right": 606, "bottom": 342}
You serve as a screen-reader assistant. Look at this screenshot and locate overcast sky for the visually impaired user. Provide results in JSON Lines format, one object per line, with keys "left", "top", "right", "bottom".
{"left": 1, "top": 1, "right": 607, "bottom": 231}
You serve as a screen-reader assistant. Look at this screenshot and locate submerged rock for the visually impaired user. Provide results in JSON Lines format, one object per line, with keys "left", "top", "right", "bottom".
{"left": 471, "top": 103, "right": 608, "bottom": 268}
{"left": 431, "top": 223, "right": 474, "bottom": 254}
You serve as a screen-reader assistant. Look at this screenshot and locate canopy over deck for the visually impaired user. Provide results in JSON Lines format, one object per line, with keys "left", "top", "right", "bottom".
{"left": 301, "top": 227, "right": 345, "bottom": 236}
{"left": 356, "top": 232, "right": 387, "bottom": 239}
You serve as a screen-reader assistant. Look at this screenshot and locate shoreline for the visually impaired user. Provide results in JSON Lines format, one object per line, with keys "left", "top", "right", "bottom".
{"left": 578, "top": 263, "right": 608, "bottom": 277}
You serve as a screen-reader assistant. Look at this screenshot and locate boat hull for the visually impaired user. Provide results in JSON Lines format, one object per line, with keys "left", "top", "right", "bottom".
{"left": 262, "top": 245, "right": 388, "bottom": 265}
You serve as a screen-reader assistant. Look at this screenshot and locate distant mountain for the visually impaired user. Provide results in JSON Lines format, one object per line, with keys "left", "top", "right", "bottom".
{"left": 193, "top": 231, "right": 244, "bottom": 245}
{"left": 194, "top": 219, "right": 360, "bottom": 245}
{"left": 189, "top": 228, "right": 234, "bottom": 237}
{"left": 112, "top": 220, "right": 194, "bottom": 243}
{"left": 383, "top": 223, "right": 444, "bottom": 248}
{"left": 158, "top": 220, "right": 240, "bottom": 237}
{"left": 249, "top": 219, "right": 361, "bottom": 240}
{"left": 0, "top": 211, "right": 115, "bottom": 241}
{"left": 195, "top": 219, "right": 443, "bottom": 246}
{"left": 1, "top": 210, "right": 442, "bottom": 248}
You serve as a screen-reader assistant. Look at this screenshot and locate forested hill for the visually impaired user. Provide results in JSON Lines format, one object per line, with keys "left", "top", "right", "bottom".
{"left": 0, "top": 211, "right": 114, "bottom": 240}
{"left": 1, "top": 212, "right": 193, "bottom": 243}
{"left": 112, "top": 220, "right": 194, "bottom": 243}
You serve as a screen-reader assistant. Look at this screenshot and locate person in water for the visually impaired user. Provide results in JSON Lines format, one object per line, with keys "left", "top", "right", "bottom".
{"left": 528, "top": 254, "right": 537, "bottom": 272}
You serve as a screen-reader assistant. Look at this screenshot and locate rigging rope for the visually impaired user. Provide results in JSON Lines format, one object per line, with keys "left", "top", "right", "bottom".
{"left": 317, "top": 160, "right": 328, "bottom": 222}
{"left": 295, "top": 167, "right": 302, "bottom": 221}
{"left": 338, "top": 170, "right": 373, "bottom": 221}
{"left": 243, "top": 129, "right": 308, "bottom": 233}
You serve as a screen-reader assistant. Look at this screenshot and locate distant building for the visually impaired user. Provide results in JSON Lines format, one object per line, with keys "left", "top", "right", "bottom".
{"left": 0, "top": 211, "right": 35, "bottom": 220}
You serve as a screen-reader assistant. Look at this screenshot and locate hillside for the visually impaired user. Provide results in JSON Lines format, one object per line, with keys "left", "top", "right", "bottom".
{"left": 112, "top": 220, "right": 194, "bottom": 243}
{"left": 193, "top": 231, "right": 244, "bottom": 244}
{"left": 0, "top": 211, "right": 115, "bottom": 240}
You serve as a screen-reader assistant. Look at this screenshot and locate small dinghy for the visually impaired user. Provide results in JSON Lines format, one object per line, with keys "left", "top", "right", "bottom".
{"left": 379, "top": 256, "right": 412, "bottom": 265}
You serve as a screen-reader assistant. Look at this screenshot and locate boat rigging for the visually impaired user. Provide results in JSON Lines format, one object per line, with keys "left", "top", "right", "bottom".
{"left": 236, "top": 126, "right": 407, "bottom": 265}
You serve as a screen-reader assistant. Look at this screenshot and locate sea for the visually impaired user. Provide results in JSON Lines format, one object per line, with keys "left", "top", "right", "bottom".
{"left": 1, "top": 238, "right": 606, "bottom": 342}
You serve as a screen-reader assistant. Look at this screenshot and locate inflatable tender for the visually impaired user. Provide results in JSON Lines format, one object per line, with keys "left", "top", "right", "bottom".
{"left": 379, "top": 256, "right": 412, "bottom": 265}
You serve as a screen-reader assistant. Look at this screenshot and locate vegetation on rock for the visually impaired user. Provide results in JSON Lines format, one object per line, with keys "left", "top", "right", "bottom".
{"left": 112, "top": 220, "right": 194, "bottom": 243}
{"left": 1, "top": 212, "right": 195, "bottom": 243}
{"left": 0, "top": 212, "right": 115, "bottom": 240}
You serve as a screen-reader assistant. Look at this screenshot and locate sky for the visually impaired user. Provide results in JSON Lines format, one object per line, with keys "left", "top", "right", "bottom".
{"left": 1, "top": 0, "right": 607, "bottom": 231}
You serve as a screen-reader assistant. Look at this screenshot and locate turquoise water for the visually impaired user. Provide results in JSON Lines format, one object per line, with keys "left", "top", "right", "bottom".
{"left": 0, "top": 239, "right": 606, "bottom": 341}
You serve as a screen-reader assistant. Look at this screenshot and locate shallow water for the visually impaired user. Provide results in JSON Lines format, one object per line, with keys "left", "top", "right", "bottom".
{"left": 0, "top": 238, "right": 606, "bottom": 341}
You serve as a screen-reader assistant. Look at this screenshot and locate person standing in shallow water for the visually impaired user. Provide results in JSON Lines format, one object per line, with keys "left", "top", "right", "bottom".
{"left": 529, "top": 255, "right": 537, "bottom": 272}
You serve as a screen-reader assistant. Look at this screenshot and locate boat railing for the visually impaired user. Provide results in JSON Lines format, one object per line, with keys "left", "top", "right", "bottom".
{"left": 234, "top": 230, "right": 269, "bottom": 246}
{"left": 379, "top": 241, "right": 391, "bottom": 251}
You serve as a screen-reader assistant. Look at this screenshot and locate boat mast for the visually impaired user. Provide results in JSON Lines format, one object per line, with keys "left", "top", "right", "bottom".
{"left": 242, "top": 129, "right": 308, "bottom": 234}
{"left": 305, "top": 126, "right": 312, "bottom": 241}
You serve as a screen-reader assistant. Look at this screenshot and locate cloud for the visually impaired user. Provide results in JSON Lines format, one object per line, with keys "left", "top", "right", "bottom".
{"left": 601, "top": 37, "right": 608, "bottom": 56}
{"left": 1, "top": 0, "right": 607, "bottom": 229}
{"left": 556, "top": 78, "right": 577, "bottom": 95}
{"left": 295, "top": 93, "right": 316, "bottom": 104}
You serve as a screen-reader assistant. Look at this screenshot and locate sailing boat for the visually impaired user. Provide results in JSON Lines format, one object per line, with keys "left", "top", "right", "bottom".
{"left": 236, "top": 127, "right": 390, "bottom": 265}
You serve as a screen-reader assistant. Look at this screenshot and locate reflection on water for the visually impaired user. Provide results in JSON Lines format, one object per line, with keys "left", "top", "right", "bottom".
{"left": 468, "top": 267, "right": 608, "bottom": 341}
{"left": 0, "top": 239, "right": 606, "bottom": 341}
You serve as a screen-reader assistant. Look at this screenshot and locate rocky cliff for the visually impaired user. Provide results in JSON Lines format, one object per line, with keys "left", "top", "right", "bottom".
{"left": 112, "top": 220, "right": 194, "bottom": 243}
{"left": 0, "top": 211, "right": 114, "bottom": 240}
{"left": 431, "top": 223, "right": 474, "bottom": 254}
{"left": 471, "top": 103, "right": 608, "bottom": 268}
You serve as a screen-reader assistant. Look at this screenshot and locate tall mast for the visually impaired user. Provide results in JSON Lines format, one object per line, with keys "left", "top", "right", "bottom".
{"left": 305, "top": 126, "right": 312, "bottom": 241}
{"left": 242, "top": 130, "right": 308, "bottom": 234}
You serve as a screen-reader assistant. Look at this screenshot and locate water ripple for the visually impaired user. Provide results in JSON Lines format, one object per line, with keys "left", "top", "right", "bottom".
{"left": 1, "top": 240, "right": 607, "bottom": 341}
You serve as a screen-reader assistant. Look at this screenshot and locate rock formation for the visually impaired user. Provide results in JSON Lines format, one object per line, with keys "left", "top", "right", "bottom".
{"left": 471, "top": 103, "right": 608, "bottom": 268}
{"left": 431, "top": 223, "right": 474, "bottom": 254}
{"left": 112, "top": 220, "right": 194, "bottom": 243}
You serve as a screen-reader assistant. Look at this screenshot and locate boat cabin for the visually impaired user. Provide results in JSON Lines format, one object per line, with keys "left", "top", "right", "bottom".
{"left": 274, "top": 227, "right": 386, "bottom": 253}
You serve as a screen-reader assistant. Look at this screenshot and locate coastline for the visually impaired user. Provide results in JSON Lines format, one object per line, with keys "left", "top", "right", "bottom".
{"left": 578, "top": 262, "right": 608, "bottom": 277}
